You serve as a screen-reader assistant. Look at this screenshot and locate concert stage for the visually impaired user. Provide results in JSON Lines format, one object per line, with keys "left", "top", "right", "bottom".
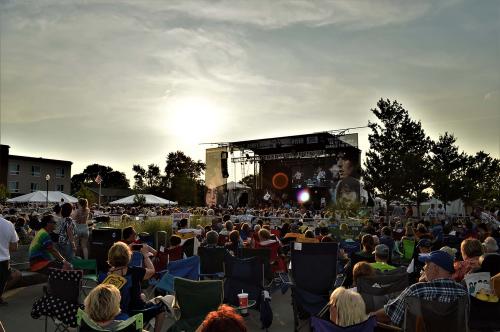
{"left": 206, "top": 131, "right": 362, "bottom": 208}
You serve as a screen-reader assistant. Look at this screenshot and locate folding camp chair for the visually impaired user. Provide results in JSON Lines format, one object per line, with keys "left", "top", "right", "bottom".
{"left": 154, "top": 246, "right": 184, "bottom": 274}
{"left": 311, "top": 315, "right": 377, "bottom": 332}
{"left": 71, "top": 258, "right": 98, "bottom": 297}
{"left": 468, "top": 295, "right": 500, "bottom": 331}
{"left": 198, "top": 246, "right": 226, "bottom": 279}
{"left": 183, "top": 238, "right": 195, "bottom": 257}
{"left": 290, "top": 242, "right": 338, "bottom": 332}
{"left": 402, "top": 295, "right": 469, "bottom": 332}
{"left": 31, "top": 268, "right": 83, "bottom": 332}
{"left": 76, "top": 309, "right": 143, "bottom": 332}
{"left": 129, "top": 251, "right": 143, "bottom": 268}
{"left": 401, "top": 239, "right": 415, "bottom": 263}
{"left": 155, "top": 256, "right": 200, "bottom": 295}
{"left": 255, "top": 241, "right": 287, "bottom": 274}
{"left": 167, "top": 277, "right": 223, "bottom": 332}
{"left": 356, "top": 267, "right": 409, "bottom": 313}
{"left": 241, "top": 247, "right": 273, "bottom": 283}
{"left": 223, "top": 255, "right": 264, "bottom": 309}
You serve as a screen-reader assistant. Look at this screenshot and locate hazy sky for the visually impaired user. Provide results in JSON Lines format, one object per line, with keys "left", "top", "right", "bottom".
{"left": 1, "top": 0, "right": 499, "bottom": 183}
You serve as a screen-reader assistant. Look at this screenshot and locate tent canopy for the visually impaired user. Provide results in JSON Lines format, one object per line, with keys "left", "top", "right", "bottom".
{"left": 7, "top": 191, "right": 78, "bottom": 204}
{"left": 224, "top": 181, "right": 250, "bottom": 190}
{"left": 109, "top": 194, "right": 177, "bottom": 206}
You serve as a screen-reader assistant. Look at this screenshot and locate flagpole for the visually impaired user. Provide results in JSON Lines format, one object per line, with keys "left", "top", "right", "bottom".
{"left": 98, "top": 181, "right": 101, "bottom": 209}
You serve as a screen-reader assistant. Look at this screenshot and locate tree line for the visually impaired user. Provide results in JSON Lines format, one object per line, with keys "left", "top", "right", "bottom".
{"left": 364, "top": 98, "right": 499, "bottom": 214}
{"left": 67, "top": 98, "right": 498, "bottom": 210}
{"left": 70, "top": 151, "right": 206, "bottom": 206}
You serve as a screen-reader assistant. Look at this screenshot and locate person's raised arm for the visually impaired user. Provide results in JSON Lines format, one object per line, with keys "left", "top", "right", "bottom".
{"left": 140, "top": 245, "right": 155, "bottom": 280}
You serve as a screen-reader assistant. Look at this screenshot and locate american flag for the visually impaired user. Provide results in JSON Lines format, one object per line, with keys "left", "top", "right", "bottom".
{"left": 95, "top": 174, "right": 103, "bottom": 185}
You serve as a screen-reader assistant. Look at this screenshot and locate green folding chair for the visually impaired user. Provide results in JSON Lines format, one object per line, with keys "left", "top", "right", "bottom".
{"left": 76, "top": 308, "right": 143, "bottom": 332}
{"left": 167, "top": 277, "right": 224, "bottom": 332}
{"left": 401, "top": 239, "right": 415, "bottom": 262}
{"left": 72, "top": 258, "right": 98, "bottom": 296}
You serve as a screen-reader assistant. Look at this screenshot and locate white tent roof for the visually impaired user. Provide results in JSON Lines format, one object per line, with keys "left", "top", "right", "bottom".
{"left": 109, "top": 194, "right": 177, "bottom": 205}
{"left": 7, "top": 191, "right": 78, "bottom": 204}
{"left": 225, "top": 181, "right": 250, "bottom": 190}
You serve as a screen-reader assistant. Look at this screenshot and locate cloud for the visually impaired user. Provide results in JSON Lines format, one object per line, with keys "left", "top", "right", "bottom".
{"left": 484, "top": 90, "right": 499, "bottom": 101}
{"left": 157, "top": 0, "right": 439, "bottom": 30}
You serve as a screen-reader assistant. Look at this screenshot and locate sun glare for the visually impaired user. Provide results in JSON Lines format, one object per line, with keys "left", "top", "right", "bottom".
{"left": 165, "top": 96, "right": 224, "bottom": 142}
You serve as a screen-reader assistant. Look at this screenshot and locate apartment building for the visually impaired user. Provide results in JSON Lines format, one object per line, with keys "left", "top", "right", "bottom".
{"left": 0, "top": 145, "right": 72, "bottom": 196}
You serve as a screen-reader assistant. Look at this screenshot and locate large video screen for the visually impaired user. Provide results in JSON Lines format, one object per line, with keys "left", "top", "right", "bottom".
{"left": 260, "top": 148, "right": 361, "bottom": 205}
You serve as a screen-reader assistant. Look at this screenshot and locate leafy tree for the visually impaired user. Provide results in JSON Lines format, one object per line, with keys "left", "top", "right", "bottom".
{"left": 132, "top": 164, "right": 163, "bottom": 191}
{"left": 132, "top": 164, "right": 146, "bottom": 190}
{"left": 461, "top": 152, "right": 500, "bottom": 210}
{"left": 164, "top": 151, "right": 205, "bottom": 188}
{"left": 364, "top": 99, "right": 433, "bottom": 215}
{"left": 0, "top": 184, "right": 10, "bottom": 204}
{"left": 75, "top": 185, "right": 95, "bottom": 205}
{"left": 132, "top": 151, "right": 206, "bottom": 204}
{"left": 363, "top": 99, "right": 408, "bottom": 212}
{"left": 133, "top": 193, "right": 146, "bottom": 206}
{"left": 430, "top": 133, "right": 467, "bottom": 210}
{"left": 71, "top": 164, "right": 130, "bottom": 194}
{"left": 400, "top": 115, "right": 432, "bottom": 215}
{"left": 172, "top": 176, "right": 200, "bottom": 206}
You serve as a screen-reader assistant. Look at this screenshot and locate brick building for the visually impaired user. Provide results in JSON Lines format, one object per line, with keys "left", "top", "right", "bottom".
{"left": 0, "top": 144, "right": 72, "bottom": 196}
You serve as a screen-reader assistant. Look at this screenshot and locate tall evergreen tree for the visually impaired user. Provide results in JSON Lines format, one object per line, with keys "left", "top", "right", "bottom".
{"left": 364, "top": 99, "right": 407, "bottom": 211}
{"left": 430, "top": 133, "right": 467, "bottom": 210}
{"left": 364, "top": 98, "right": 432, "bottom": 214}
{"left": 461, "top": 151, "right": 500, "bottom": 210}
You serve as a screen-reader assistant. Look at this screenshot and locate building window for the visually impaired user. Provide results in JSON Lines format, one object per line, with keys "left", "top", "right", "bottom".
{"left": 8, "top": 181, "right": 19, "bottom": 193}
{"left": 9, "top": 163, "right": 20, "bottom": 175}
{"left": 31, "top": 183, "right": 39, "bottom": 192}
{"left": 32, "top": 165, "right": 41, "bottom": 177}
{"left": 56, "top": 167, "right": 65, "bottom": 178}
{"left": 56, "top": 184, "right": 64, "bottom": 192}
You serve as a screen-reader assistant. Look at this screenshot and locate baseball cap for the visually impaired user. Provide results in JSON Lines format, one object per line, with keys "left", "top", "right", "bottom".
{"left": 417, "top": 238, "right": 432, "bottom": 248}
{"left": 418, "top": 250, "right": 455, "bottom": 273}
{"left": 373, "top": 244, "right": 389, "bottom": 257}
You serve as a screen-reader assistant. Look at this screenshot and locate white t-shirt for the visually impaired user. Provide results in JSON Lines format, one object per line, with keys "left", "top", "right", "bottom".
{"left": 436, "top": 207, "right": 446, "bottom": 220}
{"left": 0, "top": 217, "right": 19, "bottom": 261}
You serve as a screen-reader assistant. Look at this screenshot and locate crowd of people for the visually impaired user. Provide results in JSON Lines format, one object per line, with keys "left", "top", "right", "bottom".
{"left": 0, "top": 199, "right": 499, "bottom": 331}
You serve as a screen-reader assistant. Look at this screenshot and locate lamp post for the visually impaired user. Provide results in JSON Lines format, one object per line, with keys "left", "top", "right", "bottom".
{"left": 45, "top": 174, "right": 50, "bottom": 207}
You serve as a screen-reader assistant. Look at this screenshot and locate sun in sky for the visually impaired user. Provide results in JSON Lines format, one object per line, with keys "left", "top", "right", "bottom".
{"left": 162, "top": 95, "right": 227, "bottom": 144}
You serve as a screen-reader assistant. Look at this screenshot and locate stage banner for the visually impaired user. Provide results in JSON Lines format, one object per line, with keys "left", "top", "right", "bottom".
{"left": 205, "top": 147, "right": 227, "bottom": 206}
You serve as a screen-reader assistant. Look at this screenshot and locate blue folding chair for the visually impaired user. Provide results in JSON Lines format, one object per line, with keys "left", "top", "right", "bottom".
{"left": 155, "top": 256, "right": 200, "bottom": 294}
{"left": 311, "top": 316, "right": 376, "bottom": 332}
{"left": 130, "top": 251, "right": 144, "bottom": 268}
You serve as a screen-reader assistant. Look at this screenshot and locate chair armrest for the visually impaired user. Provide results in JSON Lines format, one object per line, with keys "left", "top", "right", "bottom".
{"left": 377, "top": 322, "right": 403, "bottom": 331}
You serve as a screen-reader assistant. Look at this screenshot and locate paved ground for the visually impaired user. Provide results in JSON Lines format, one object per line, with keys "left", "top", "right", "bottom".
{"left": 0, "top": 284, "right": 310, "bottom": 332}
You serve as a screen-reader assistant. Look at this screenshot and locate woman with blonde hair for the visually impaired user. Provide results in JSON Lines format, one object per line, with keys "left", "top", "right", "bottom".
{"left": 329, "top": 287, "right": 370, "bottom": 327}
{"left": 102, "top": 242, "right": 164, "bottom": 332}
{"left": 84, "top": 284, "right": 122, "bottom": 328}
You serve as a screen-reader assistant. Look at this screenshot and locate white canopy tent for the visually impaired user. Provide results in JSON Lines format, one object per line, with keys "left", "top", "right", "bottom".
{"left": 420, "top": 198, "right": 465, "bottom": 217}
{"left": 109, "top": 194, "right": 177, "bottom": 206}
{"left": 7, "top": 191, "right": 78, "bottom": 204}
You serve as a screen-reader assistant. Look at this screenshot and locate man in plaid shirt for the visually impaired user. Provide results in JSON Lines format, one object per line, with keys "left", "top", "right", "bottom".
{"left": 373, "top": 250, "right": 467, "bottom": 326}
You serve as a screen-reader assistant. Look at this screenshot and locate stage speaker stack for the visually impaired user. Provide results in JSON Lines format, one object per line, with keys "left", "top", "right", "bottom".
{"left": 221, "top": 151, "right": 229, "bottom": 178}
{"left": 89, "top": 227, "right": 122, "bottom": 272}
